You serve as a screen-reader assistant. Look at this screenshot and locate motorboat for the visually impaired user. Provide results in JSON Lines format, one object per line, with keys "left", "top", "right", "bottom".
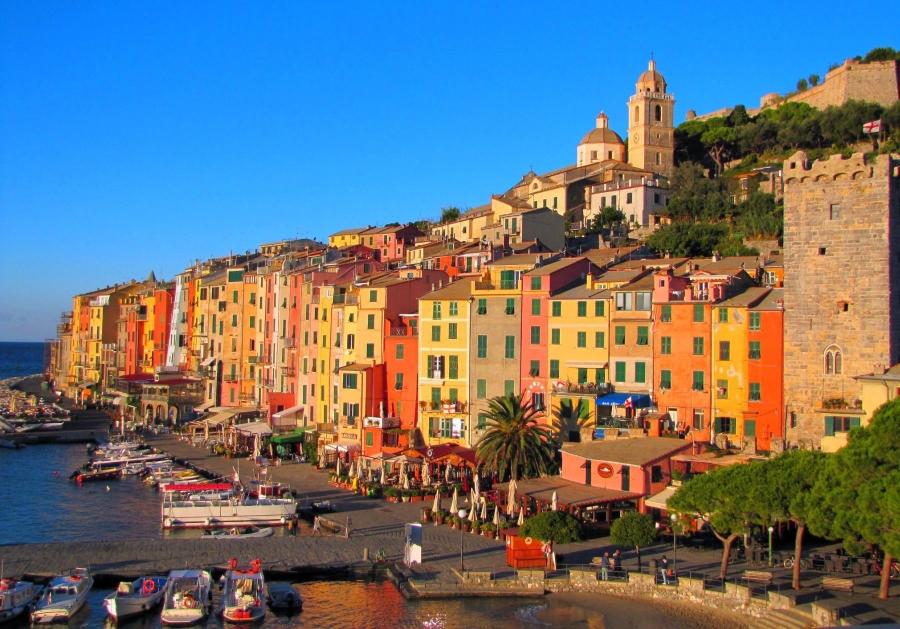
{"left": 102, "top": 576, "right": 168, "bottom": 622}
{"left": 162, "top": 494, "right": 296, "bottom": 529}
{"left": 220, "top": 559, "right": 266, "bottom": 624}
{"left": 0, "top": 439, "right": 23, "bottom": 449}
{"left": 266, "top": 582, "right": 302, "bottom": 613}
{"left": 30, "top": 568, "right": 92, "bottom": 625}
{"left": 160, "top": 569, "right": 211, "bottom": 627}
{"left": 69, "top": 465, "right": 119, "bottom": 483}
{"left": 203, "top": 526, "right": 274, "bottom": 539}
{"left": 0, "top": 577, "right": 42, "bottom": 624}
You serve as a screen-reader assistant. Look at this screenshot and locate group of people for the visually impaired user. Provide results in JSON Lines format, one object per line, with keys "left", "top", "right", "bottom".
{"left": 597, "top": 549, "right": 623, "bottom": 580}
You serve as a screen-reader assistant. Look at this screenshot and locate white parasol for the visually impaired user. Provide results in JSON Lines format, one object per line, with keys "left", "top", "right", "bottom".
{"left": 551, "top": 490, "right": 558, "bottom": 511}
{"left": 402, "top": 471, "right": 410, "bottom": 490}
{"left": 518, "top": 506, "right": 525, "bottom": 526}
{"left": 444, "top": 463, "right": 451, "bottom": 483}
{"left": 468, "top": 503, "right": 478, "bottom": 524}
{"left": 335, "top": 458, "right": 342, "bottom": 477}
{"left": 493, "top": 503, "right": 501, "bottom": 527}
{"left": 449, "top": 487, "right": 459, "bottom": 514}
{"left": 422, "top": 462, "right": 431, "bottom": 487}
{"left": 480, "top": 497, "right": 488, "bottom": 520}
{"left": 506, "top": 478, "right": 518, "bottom": 517}
{"left": 473, "top": 472, "right": 481, "bottom": 505}
{"left": 431, "top": 488, "right": 442, "bottom": 514}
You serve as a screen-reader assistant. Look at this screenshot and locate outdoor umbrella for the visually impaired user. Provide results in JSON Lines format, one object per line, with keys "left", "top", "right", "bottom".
{"left": 551, "top": 490, "right": 558, "bottom": 511}
{"left": 402, "top": 472, "right": 410, "bottom": 490}
{"left": 431, "top": 488, "right": 441, "bottom": 514}
{"left": 366, "top": 465, "right": 373, "bottom": 482}
{"left": 444, "top": 464, "right": 451, "bottom": 483}
{"left": 335, "top": 458, "right": 342, "bottom": 477}
{"left": 380, "top": 465, "right": 387, "bottom": 486}
{"left": 480, "top": 497, "right": 488, "bottom": 520}
{"left": 517, "top": 506, "right": 525, "bottom": 526}
{"left": 473, "top": 472, "right": 481, "bottom": 504}
{"left": 493, "top": 504, "right": 500, "bottom": 527}
{"left": 349, "top": 459, "right": 357, "bottom": 479}
{"left": 506, "top": 478, "right": 518, "bottom": 517}
{"left": 399, "top": 461, "right": 408, "bottom": 487}
{"left": 422, "top": 462, "right": 431, "bottom": 487}
{"left": 468, "top": 503, "right": 478, "bottom": 524}
{"left": 449, "top": 487, "right": 459, "bottom": 514}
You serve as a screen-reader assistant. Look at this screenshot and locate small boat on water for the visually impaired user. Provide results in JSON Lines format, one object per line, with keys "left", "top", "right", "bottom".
{"left": 0, "top": 439, "right": 23, "bottom": 449}
{"left": 103, "top": 576, "right": 168, "bottom": 622}
{"left": 0, "top": 577, "right": 42, "bottom": 624}
{"left": 266, "top": 582, "right": 302, "bottom": 613}
{"left": 30, "top": 568, "right": 92, "bottom": 625}
{"left": 161, "top": 494, "right": 296, "bottom": 529}
{"left": 220, "top": 559, "right": 266, "bottom": 624}
{"left": 160, "top": 569, "right": 211, "bottom": 627}
{"left": 203, "top": 526, "right": 273, "bottom": 539}
{"left": 70, "top": 465, "right": 119, "bottom": 483}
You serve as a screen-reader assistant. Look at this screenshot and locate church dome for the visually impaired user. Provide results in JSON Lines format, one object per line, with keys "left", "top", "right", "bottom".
{"left": 578, "top": 112, "right": 624, "bottom": 146}
{"left": 636, "top": 59, "right": 666, "bottom": 93}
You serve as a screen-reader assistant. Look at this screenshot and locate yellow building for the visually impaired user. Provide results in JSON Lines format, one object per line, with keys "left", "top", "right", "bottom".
{"left": 819, "top": 364, "right": 900, "bottom": 452}
{"left": 328, "top": 227, "right": 367, "bottom": 249}
{"left": 711, "top": 291, "right": 753, "bottom": 443}
{"left": 418, "top": 279, "right": 474, "bottom": 447}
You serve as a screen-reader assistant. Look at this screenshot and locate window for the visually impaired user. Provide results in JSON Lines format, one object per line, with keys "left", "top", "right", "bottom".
{"left": 249, "top": 315, "right": 255, "bottom": 328}
{"left": 577, "top": 331, "right": 586, "bottom": 348}
{"left": 505, "top": 298, "right": 515, "bottom": 315}
{"left": 531, "top": 299, "right": 541, "bottom": 315}
{"left": 477, "top": 414, "right": 487, "bottom": 430}
{"left": 477, "top": 379, "right": 486, "bottom": 399}
{"left": 693, "top": 337, "right": 704, "bottom": 356}
{"left": 477, "top": 335, "right": 487, "bottom": 358}
{"left": 749, "top": 341, "right": 761, "bottom": 360}
{"left": 532, "top": 392, "right": 545, "bottom": 411}
{"left": 431, "top": 388, "right": 441, "bottom": 410}
{"left": 594, "top": 331, "right": 605, "bottom": 348}
{"left": 504, "top": 336, "right": 515, "bottom": 359}
{"left": 692, "top": 371, "right": 704, "bottom": 391}
{"left": 504, "top": 380, "right": 515, "bottom": 396}
{"left": 232, "top": 290, "right": 238, "bottom": 303}
{"left": 637, "top": 326, "right": 649, "bottom": 345}
{"left": 659, "top": 369, "right": 672, "bottom": 390}
{"left": 577, "top": 301, "right": 587, "bottom": 317}
{"left": 500, "top": 270, "right": 517, "bottom": 290}
{"left": 530, "top": 277, "right": 541, "bottom": 290}
{"left": 428, "top": 356, "right": 444, "bottom": 379}
{"left": 367, "top": 314, "right": 375, "bottom": 329}
{"left": 615, "top": 292, "right": 633, "bottom": 311}
{"left": 824, "top": 345, "right": 842, "bottom": 375}
{"left": 718, "top": 308, "right": 728, "bottom": 323}
{"left": 621, "top": 466, "right": 630, "bottom": 491}
{"left": 749, "top": 312, "right": 760, "bottom": 330}
{"left": 634, "top": 362, "right": 646, "bottom": 383}
{"left": 431, "top": 326, "right": 441, "bottom": 342}
{"left": 551, "top": 329, "right": 560, "bottom": 345}
{"left": 749, "top": 382, "right": 761, "bottom": 401}
{"left": 635, "top": 292, "right": 651, "bottom": 311}
{"left": 449, "top": 302, "right": 458, "bottom": 316}
{"left": 530, "top": 326, "right": 541, "bottom": 344}
{"left": 231, "top": 314, "right": 238, "bottom": 327}
{"left": 448, "top": 322, "right": 458, "bottom": 339}
{"left": 477, "top": 298, "right": 487, "bottom": 315}
{"left": 692, "top": 409, "right": 705, "bottom": 430}
{"left": 626, "top": 192, "right": 633, "bottom": 204}
{"left": 448, "top": 355, "right": 458, "bottom": 379}
{"left": 615, "top": 362, "right": 626, "bottom": 383}
{"left": 655, "top": 104, "right": 662, "bottom": 121}
{"left": 714, "top": 417, "right": 736, "bottom": 434}
{"left": 577, "top": 368, "right": 588, "bottom": 384}
{"left": 549, "top": 360, "right": 559, "bottom": 378}
{"left": 717, "top": 379, "right": 728, "bottom": 399}
{"left": 615, "top": 326, "right": 626, "bottom": 345}
{"left": 824, "top": 415, "right": 860, "bottom": 435}
{"left": 660, "top": 304, "right": 672, "bottom": 322}
{"left": 346, "top": 334, "right": 355, "bottom": 350}
{"left": 719, "top": 341, "right": 730, "bottom": 361}
{"left": 594, "top": 301, "right": 605, "bottom": 317}
{"left": 394, "top": 373, "right": 404, "bottom": 390}
{"left": 819, "top": 247, "right": 827, "bottom": 256}
{"left": 369, "top": 289, "right": 377, "bottom": 303}
{"left": 660, "top": 336, "right": 672, "bottom": 354}
{"left": 651, "top": 465, "right": 663, "bottom": 483}
{"left": 693, "top": 304, "right": 704, "bottom": 322}
{"left": 342, "top": 373, "right": 358, "bottom": 389}
{"left": 829, "top": 203, "right": 841, "bottom": 220}
{"left": 365, "top": 343, "right": 374, "bottom": 359}
{"left": 551, "top": 301, "right": 561, "bottom": 317}
{"left": 529, "top": 360, "right": 540, "bottom": 377}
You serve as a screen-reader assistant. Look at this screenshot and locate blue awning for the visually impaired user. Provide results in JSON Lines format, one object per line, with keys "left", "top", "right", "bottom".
{"left": 596, "top": 393, "right": 652, "bottom": 408}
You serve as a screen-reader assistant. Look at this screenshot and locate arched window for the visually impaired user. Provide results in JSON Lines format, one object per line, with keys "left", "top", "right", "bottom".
{"left": 824, "top": 345, "right": 843, "bottom": 375}
{"left": 655, "top": 104, "right": 662, "bottom": 121}
{"left": 656, "top": 152, "right": 661, "bottom": 165}
{"left": 634, "top": 106, "right": 639, "bottom": 123}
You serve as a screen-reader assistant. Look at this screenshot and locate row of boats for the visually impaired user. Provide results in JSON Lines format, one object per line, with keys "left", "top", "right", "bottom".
{"left": 0, "top": 561, "right": 301, "bottom": 626}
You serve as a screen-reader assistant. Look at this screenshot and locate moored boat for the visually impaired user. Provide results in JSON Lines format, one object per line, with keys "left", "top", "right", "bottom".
{"left": 220, "top": 559, "right": 266, "bottom": 624}
{"left": 162, "top": 495, "right": 295, "bottom": 529}
{"left": 160, "top": 569, "right": 211, "bottom": 627}
{"left": 30, "top": 568, "right": 92, "bottom": 625}
{"left": 0, "top": 577, "right": 42, "bottom": 624}
{"left": 266, "top": 582, "right": 302, "bottom": 613}
{"left": 102, "top": 576, "right": 168, "bottom": 622}
{"left": 203, "top": 526, "right": 273, "bottom": 539}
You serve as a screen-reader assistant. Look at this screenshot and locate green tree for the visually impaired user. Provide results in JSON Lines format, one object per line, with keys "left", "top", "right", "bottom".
{"left": 796, "top": 78, "right": 809, "bottom": 92}
{"left": 665, "top": 162, "right": 733, "bottom": 222}
{"left": 440, "top": 206, "right": 461, "bottom": 223}
{"left": 808, "top": 74, "right": 820, "bottom": 87}
{"left": 808, "top": 399, "right": 900, "bottom": 599}
{"left": 863, "top": 47, "right": 900, "bottom": 62}
{"left": 588, "top": 206, "right": 626, "bottom": 233}
{"left": 475, "top": 394, "right": 557, "bottom": 482}
{"left": 520, "top": 511, "right": 583, "bottom": 544}
{"left": 670, "top": 463, "right": 765, "bottom": 579}
{"left": 735, "top": 192, "right": 783, "bottom": 238}
{"left": 700, "top": 120, "right": 738, "bottom": 175}
{"left": 552, "top": 398, "right": 592, "bottom": 442}
{"left": 610, "top": 512, "right": 657, "bottom": 570}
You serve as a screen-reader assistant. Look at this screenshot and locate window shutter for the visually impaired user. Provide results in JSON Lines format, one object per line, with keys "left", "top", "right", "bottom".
{"left": 824, "top": 416, "right": 835, "bottom": 437}
{"left": 849, "top": 417, "right": 861, "bottom": 430}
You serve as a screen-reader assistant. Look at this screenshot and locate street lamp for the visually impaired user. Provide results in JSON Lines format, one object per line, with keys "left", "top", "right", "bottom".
{"left": 670, "top": 513, "right": 678, "bottom": 571}
{"left": 768, "top": 525, "right": 774, "bottom": 567}
{"left": 458, "top": 509, "right": 467, "bottom": 572}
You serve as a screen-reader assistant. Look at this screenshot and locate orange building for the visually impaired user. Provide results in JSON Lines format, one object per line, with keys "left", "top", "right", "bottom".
{"left": 747, "top": 288, "right": 784, "bottom": 450}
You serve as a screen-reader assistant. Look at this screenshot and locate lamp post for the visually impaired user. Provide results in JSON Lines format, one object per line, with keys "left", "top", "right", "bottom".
{"left": 768, "top": 525, "right": 774, "bottom": 567}
{"left": 670, "top": 513, "right": 678, "bottom": 570}
{"left": 458, "top": 509, "right": 467, "bottom": 572}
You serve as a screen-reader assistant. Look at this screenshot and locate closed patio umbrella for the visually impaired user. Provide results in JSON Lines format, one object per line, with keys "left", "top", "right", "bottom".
{"left": 449, "top": 487, "right": 459, "bottom": 514}
{"left": 480, "top": 497, "right": 488, "bottom": 520}
{"left": 473, "top": 472, "right": 481, "bottom": 504}
{"left": 506, "top": 478, "right": 518, "bottom": 517}
{"left": 422, "top": 462, "right": 431, "bottom": 487}
{"left": 518, "top": 506, "right": 525, "bottom": 526}
{"left": 335, "top": 458, "right": 342, "bottom": 477}
{"left": 493, "top": 504, "right": 500, "bottom": 527}
{"left": 551, "top": 490, "right": 558, "bottom": 511}
{"left": 432, "top": 488, "right": 442, "bottom": 514}
{"left": 444, "top": 464, "right": 451, "bottom": 483}
{"left": 468, "top": 503, "right": 478, "bottom": 524}
{"left": 402, "top": 471, "right": 410, "bottom": 490}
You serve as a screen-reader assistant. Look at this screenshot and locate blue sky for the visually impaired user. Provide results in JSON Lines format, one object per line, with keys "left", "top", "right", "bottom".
{"left": 1, "top": 2, "right": 898, "bottom": 341}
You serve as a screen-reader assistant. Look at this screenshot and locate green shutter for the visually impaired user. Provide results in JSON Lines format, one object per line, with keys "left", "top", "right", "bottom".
{"left": 549, "top": 360, "right": 559, "bottom": 378}
{"left": 577, "top": 332, "right": 586, "bottom": 347}
{"left": 448, "top": 355, "right": 458, "bottom": 379}
{"left": 744, "top": 420, "right": 756, "bottom": 437}
{"left": 615, "top": 362, "right": 626, "bottom": 382}
{"left": 634, "top": 362, "right": 646, "bottom": 383}
{"left": 551, "top": 329, "right": 560, "bottom": 345}
{"left": 595, "top": 331, "right": 604, "bottom": 348}
{"left": 594, "top": 301, "right": 604, "bottom": 317}
{"left": 849, "top": 417, "right": 861, "bottom": 429}
{"left": 531, "top": 298, "right": 541, "bottom": 315}
{"left": 824, "top": 416, "right": 835, "bottom": 436}
{"left": 477, "top": 379, "right": 486, "bottom": 398}
{"left": 504, "top": 380, "right": 515, "bottom": 395}
{"left": 551, "top": 301, "right": 561, "bottom": 317}
{"left": 531, "top": 326, "right": 541, "bottom": 344}
{"left": 577, "top": 301, "right": 587, "bottom": 317}
{"left": 693, "top": 304, "right": 704, "bottom": 322}
{"left": 615, "top": 326, "right": 625, "bottom": 345}
{"left": 448, "top": 323, "right": 457, "bottom": 339}
{"left": 661, "top": 304, "right": 671, "bottom": 322}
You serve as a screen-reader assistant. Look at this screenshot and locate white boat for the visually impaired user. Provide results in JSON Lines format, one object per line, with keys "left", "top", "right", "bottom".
{"left": 220, "top": 559, "right": 266, "bottom": 624}
{"left": 203, "top": 526, "right": 274, "bottom": 539}
{"left": 103, "top": 576, "right": 168, "bottom": 622}
{"left": 0, "top": 577, "right": 42, "bottom": 624}
{"left": 162, "top": 496, "right": 296, "bottom": 529}
{"left": 30, "top": 568, "right": 92, "bottom": 625}
{"left": 160, "top": 569, "right": 211, "bottom": 627}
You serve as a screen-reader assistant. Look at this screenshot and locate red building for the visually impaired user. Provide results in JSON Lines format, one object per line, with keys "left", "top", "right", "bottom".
{"left": 383, "top": 315, "right": 419, "bottom": 432}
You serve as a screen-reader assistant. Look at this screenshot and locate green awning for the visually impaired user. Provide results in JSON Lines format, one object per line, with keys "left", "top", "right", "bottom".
{"left": 271, "top": 429, "right": 306, "bottom": 445}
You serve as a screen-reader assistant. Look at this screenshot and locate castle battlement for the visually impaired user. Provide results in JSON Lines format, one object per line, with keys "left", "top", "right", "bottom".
{"left": 784, "top": 151, "right": 899, "bottom": 184}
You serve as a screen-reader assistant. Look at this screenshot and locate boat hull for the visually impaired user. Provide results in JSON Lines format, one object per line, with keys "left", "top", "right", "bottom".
{"left": 103, "top": 583, "right": 166, "bottom": 621}
{"left": 162, "top": 499, "right": 295, "bottom": 529}
{"left": 160, "top": 608, "right": 208, "bottom": 626}
{"left": 30, "top": 598, "right": 86, "bottom": 625}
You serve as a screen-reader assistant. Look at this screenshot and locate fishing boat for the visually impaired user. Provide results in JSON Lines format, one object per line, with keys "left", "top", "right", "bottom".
{"left": 30, "top": 568, "right": 93, "bottom": 625}
{"left": 266, "top": 582, "right": 302, "bottom": 613}
{"left": 160, "top": 569, "right": 211, "bottom": 627}
{"left": 220, "top": 559, "right": 266, "bottom": 624}
{"left": 0, "top": 578, "right": 42, "bottom": 624}
{"left": 102, "top": 576, "right": 168, "bottom": 622}
{"left": 203, "top": 526, "right": 273, "bottom": 539}
{"left": 69, "top": 465, "right": 119, "bottom": 483}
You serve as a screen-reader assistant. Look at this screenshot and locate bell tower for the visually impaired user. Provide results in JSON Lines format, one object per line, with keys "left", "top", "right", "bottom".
{"left": 627, "top": 59, "right": 675, "bottom": 179}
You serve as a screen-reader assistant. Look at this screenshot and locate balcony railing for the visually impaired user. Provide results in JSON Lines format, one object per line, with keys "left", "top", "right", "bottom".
{"left": 248, "top": 355, "right": 263, "bottom": 364}
{"left": 316, "top": 422, "right": 335, "bottom": 434}
{"left": 422, "top": 401, "right": 467, "bottom": 413}
{"left": 552, "top": 381, "right": 610, "bottom": 395}
{"left": 282, "top": 366, "right": 296, "bottom": 377}
{"left": 389, "top": 327, "right": 418, "bottom": 337}
{"left": 283, "top": 337, "right": 296, "bottom": 349}
{"left": 223, "top": 374, "right": 240, "bottom": 383}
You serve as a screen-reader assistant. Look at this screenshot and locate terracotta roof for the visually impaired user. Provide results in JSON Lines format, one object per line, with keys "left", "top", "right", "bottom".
{"left": 717, "top": 286, "right": 771, "bottom": 308}
{"left": 554, "top": 284, "right": 606, "bottom": 300}
{"left": 581, "top": 246, "right": 642, "bottom": 267}
{"left": 330, "top": 227, "right": 368, "bottom": 237}
{"left": 459, "top": 204, "right": 493, "bottom": 219}
{"left": 420, "top": 279, "right": 474, "bottom": 301}
{"left": 489, "top": 253, "right": 553, "bottom": 268}
{"left": 562, "top": 437, "right": 690, "bottom": 466}
{"left": 610, "top": 257, "right": 689, "bottom": 271}
{"left": 579, "top": 127, "right": 625, "bottom": 146}
{"left": 525, "top": 257, "right": 591, "bottom": 277}
{"left": 594, "top": 269, "right": 648, "bottom": 284}
{"left": 750, "top": 288, "right": 784, "bottom": 311}
{"left": 692, "top": 256, "right": 760, "bottom": 276}
{"left": 338, "top": 362, "right": 374, "bottom": 372}
{"left": 613, "top": 275, "right": 654, "bottom": 290}
{"left": 496, "top": 476, "right": 641, "bottom": 508}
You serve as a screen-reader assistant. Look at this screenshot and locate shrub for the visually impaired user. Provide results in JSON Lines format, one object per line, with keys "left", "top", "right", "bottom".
{"left": 520, "top": 511, "right": 583, "bottom": 544}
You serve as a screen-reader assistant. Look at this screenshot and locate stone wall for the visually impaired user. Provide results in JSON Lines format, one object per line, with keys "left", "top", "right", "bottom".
{"left": 782, "top": 151, "right": 900, "bottom": 445}
{"left": 785, "top": 60, "right": 899, "bottom": 110}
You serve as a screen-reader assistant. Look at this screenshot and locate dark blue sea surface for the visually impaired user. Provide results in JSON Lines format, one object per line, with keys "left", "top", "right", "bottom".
{"left": 0, "top": 341, "right": 46, "bottom": 380}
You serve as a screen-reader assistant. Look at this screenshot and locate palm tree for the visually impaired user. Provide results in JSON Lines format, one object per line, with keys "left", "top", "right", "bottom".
{"left": 476, "top": 394, "right": 557, "bottom": 482}
{"left": 552, "top": 398, "right": 593, "bottom": 443}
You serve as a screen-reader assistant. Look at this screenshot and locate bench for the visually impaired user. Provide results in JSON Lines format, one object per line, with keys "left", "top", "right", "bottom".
{"left": 742, "top": 570, "right": 774, "bottom": 585}
{"left": 820, "top": 576, "right": 855, "bottom": 593}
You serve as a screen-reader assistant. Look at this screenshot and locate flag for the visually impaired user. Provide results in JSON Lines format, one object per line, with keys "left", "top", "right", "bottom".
{"left": 863, "top": 119, "right": 882, "bottom": 134}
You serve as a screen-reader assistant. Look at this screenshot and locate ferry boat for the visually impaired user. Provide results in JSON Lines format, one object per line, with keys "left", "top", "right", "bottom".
{"left": 103, "top": 576, "right": 168, "bottom": 622}
{"left": 30, "top": 568, "right": 92, "bottom": 625}
{"left": 159, "top": 569, "right": 211, "bottom": 627}
{"left": 161, "top": 494, "right": 296, "bottom": 529}
{"left": 220, "top": 559, "right": 266, "bottom": 623}
{"left": 0, "top": 578, "right": 42, "bottom": 624}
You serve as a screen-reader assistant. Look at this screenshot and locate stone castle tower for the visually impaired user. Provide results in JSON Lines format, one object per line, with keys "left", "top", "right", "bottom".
{"left": 627, "top": 59, "right": 675, "bottom": 179}
{"left": 782, "top": 151, "right": 900, "bottom": 446}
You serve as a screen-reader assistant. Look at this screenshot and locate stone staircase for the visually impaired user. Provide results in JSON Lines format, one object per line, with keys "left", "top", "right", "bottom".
{"left": 749, "top": 604, "right": 815, "bottom": 629}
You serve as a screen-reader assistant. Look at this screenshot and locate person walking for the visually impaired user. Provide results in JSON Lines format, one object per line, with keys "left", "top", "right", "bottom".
{"left": 600, "top": 552, "right": 610, "bottom": 581}
{"left": 660, "top": 555, "right": 669, "bottom": 584}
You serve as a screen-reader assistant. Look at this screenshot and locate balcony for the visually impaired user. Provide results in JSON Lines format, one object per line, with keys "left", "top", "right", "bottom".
{"left": 389, "top": 327, "right": 418, "bottom": 337}
{"left": 421, "top": 401, "right": 467, "bottom": 414}
{"left": 552, "top": 381, "right": 610, "bottom": 396}
{"left": 223, "top": 374, "right": 240, "bottom": 383}
{"left": 283, "top": 337, "right": 296, "bottom": 349}
{"left": 239, "top": 392, "right": 256, "bottom": 402}
{"left": 316, "top": 422, "right": 336, "bottom": 434}
{"left": 248, "top": 355, "right": 263, "bottom": 364}
{"left": 282, "top": 365, "right": 296, "bottom": 377}
{"left": 816, "top": 397, "right": 864, "bottom": 414}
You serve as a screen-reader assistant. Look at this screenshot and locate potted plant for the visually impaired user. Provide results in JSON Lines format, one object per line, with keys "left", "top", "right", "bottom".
{"left": 481, "top": 523, "right": 495, "bottom": 537}
{"left": 410, "top": 489, "right": 423, "bottom": 503}
{"left": 384, "top": 487, "right": 400, "bottom": 503}
{"left": 401, "top": 490, "right": 411, "bottom": 503}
